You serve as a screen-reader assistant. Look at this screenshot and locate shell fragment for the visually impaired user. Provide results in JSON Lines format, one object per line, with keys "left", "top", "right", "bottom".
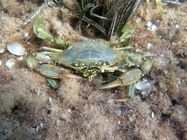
{"left": 7, "top": 41, "right": 26, "bottom": 56}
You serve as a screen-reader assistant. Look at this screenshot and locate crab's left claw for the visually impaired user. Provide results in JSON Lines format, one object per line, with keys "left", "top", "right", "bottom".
{"left": 33, "top": 18, "right": 54, "bottom": 42}
{"left": 33, "top": 18, "right": 71, "bottom": 46}
{"left": 96, "top": 69, "right": 141, "bottom": 89}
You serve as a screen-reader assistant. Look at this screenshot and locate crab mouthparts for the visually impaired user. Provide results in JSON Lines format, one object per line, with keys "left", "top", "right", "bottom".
{"left": 82, "top": 67, "right": 101, "bottom": 81}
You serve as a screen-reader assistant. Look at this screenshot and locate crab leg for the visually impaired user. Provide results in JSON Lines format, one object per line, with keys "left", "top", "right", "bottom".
{"left": 39, "top": 47, "right": 63, "bottom": 53}
{"left": 112, "top": 83, "right": 135, "bottom": 102}
{"left": 96, "top": 69, "right": 141, "bottom": 89}
{"left": 46, "top": 78, "right": 60, "bottom": 89}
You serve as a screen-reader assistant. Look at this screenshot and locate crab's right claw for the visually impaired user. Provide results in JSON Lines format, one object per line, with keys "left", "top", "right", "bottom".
{"left": 26, "top": 53, "right": 84, "bottom": 79}
{"left": 26, "top": 54, "right": 84, "bottom": 88}
{"left": 96, "top": 69, "right": 142, "bottom": 89}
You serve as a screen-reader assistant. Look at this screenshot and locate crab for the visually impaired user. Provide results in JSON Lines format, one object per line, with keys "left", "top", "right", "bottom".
{"left": 26, "top": 18, "right": 152, "bottom": 101}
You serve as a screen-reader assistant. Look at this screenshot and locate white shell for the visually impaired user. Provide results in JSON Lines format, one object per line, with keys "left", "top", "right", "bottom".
{"left": 7, "top": 41, "right": 26, "bottom": 56}
{"left": 136, "top": 80, "right": 152, "bottom": 94}
{"left": 6, "top": 58, "right": 15, "bottom": 69}
{"left": 0, "top": 48, "right": 5, "bottom": 53}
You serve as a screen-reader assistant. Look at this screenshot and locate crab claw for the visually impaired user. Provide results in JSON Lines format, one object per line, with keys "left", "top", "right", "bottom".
{"left": 26, "top": 54, "right": 84, "bottom": 79}
{"left": 96, "top": 69, "right": 141, "bottom": 89}
{"left": 33, "top": 18, "right": 71, "bottom": 46}
{"left": 37, "top": 64, "right": 83, "bottom": 79}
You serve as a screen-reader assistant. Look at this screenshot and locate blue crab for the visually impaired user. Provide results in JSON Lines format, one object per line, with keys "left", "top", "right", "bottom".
{"left": 26, "top": 18, "right": 152, "bottom": 101}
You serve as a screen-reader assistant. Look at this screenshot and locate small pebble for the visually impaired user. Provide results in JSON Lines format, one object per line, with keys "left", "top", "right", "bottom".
{"left": 142, "top": 91, "right": 147, "bottom": 95}
{"left": 147, "top": 43, "right": 153, "bottom": 49}
{"left": 107, "top": 99, "right": 114, "bottom": 104}
{"left": 147, "top": 21, "right": 152, "bottom": 27}
{"left": 24, "top": 32, "right": 29, "bottom": 38}
{"left": 29, "top": 128, "right": 35, "bottom": 134}
{"left": 152, "top": 112, "right": 155, "bottom": 118}
{"left": 40, "top": 123, "right": 43, "bottom": 128}
{"left": 7, "top": 41, "right": 26, "bottom": 56}
{"left": 17, "top": 56, "right": 24, "bottom": 61}
{"left": 35, "top": 126, "right": 39, "bottom": 133}
{"left": 0, "top": 61, "right": 2, "bottom": 66}
{"left": 129, "top": 116, "right": 135, "bottom": 122}
{"left": 48, "top": 98, "right": 52, "bottom": 103}
{"left": 147, "top": 21, "right": 157, "bottom": 31}
{"left": 175, "top": 24, "right": 180, "bottom": 28}
{"left": 67, "top": 108, "right": 71, "bottom": 113}
{"left": 56, "top": 119, "right": 60, "bottom": 126}
{"left": 35, "top": 89, "right": 40, "bottom": 95}
{"left": 136, "top": 17, "right": 141, "bottom": 23}
{"left": 117, "top": 110, "right": 122, "bottom": 116}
